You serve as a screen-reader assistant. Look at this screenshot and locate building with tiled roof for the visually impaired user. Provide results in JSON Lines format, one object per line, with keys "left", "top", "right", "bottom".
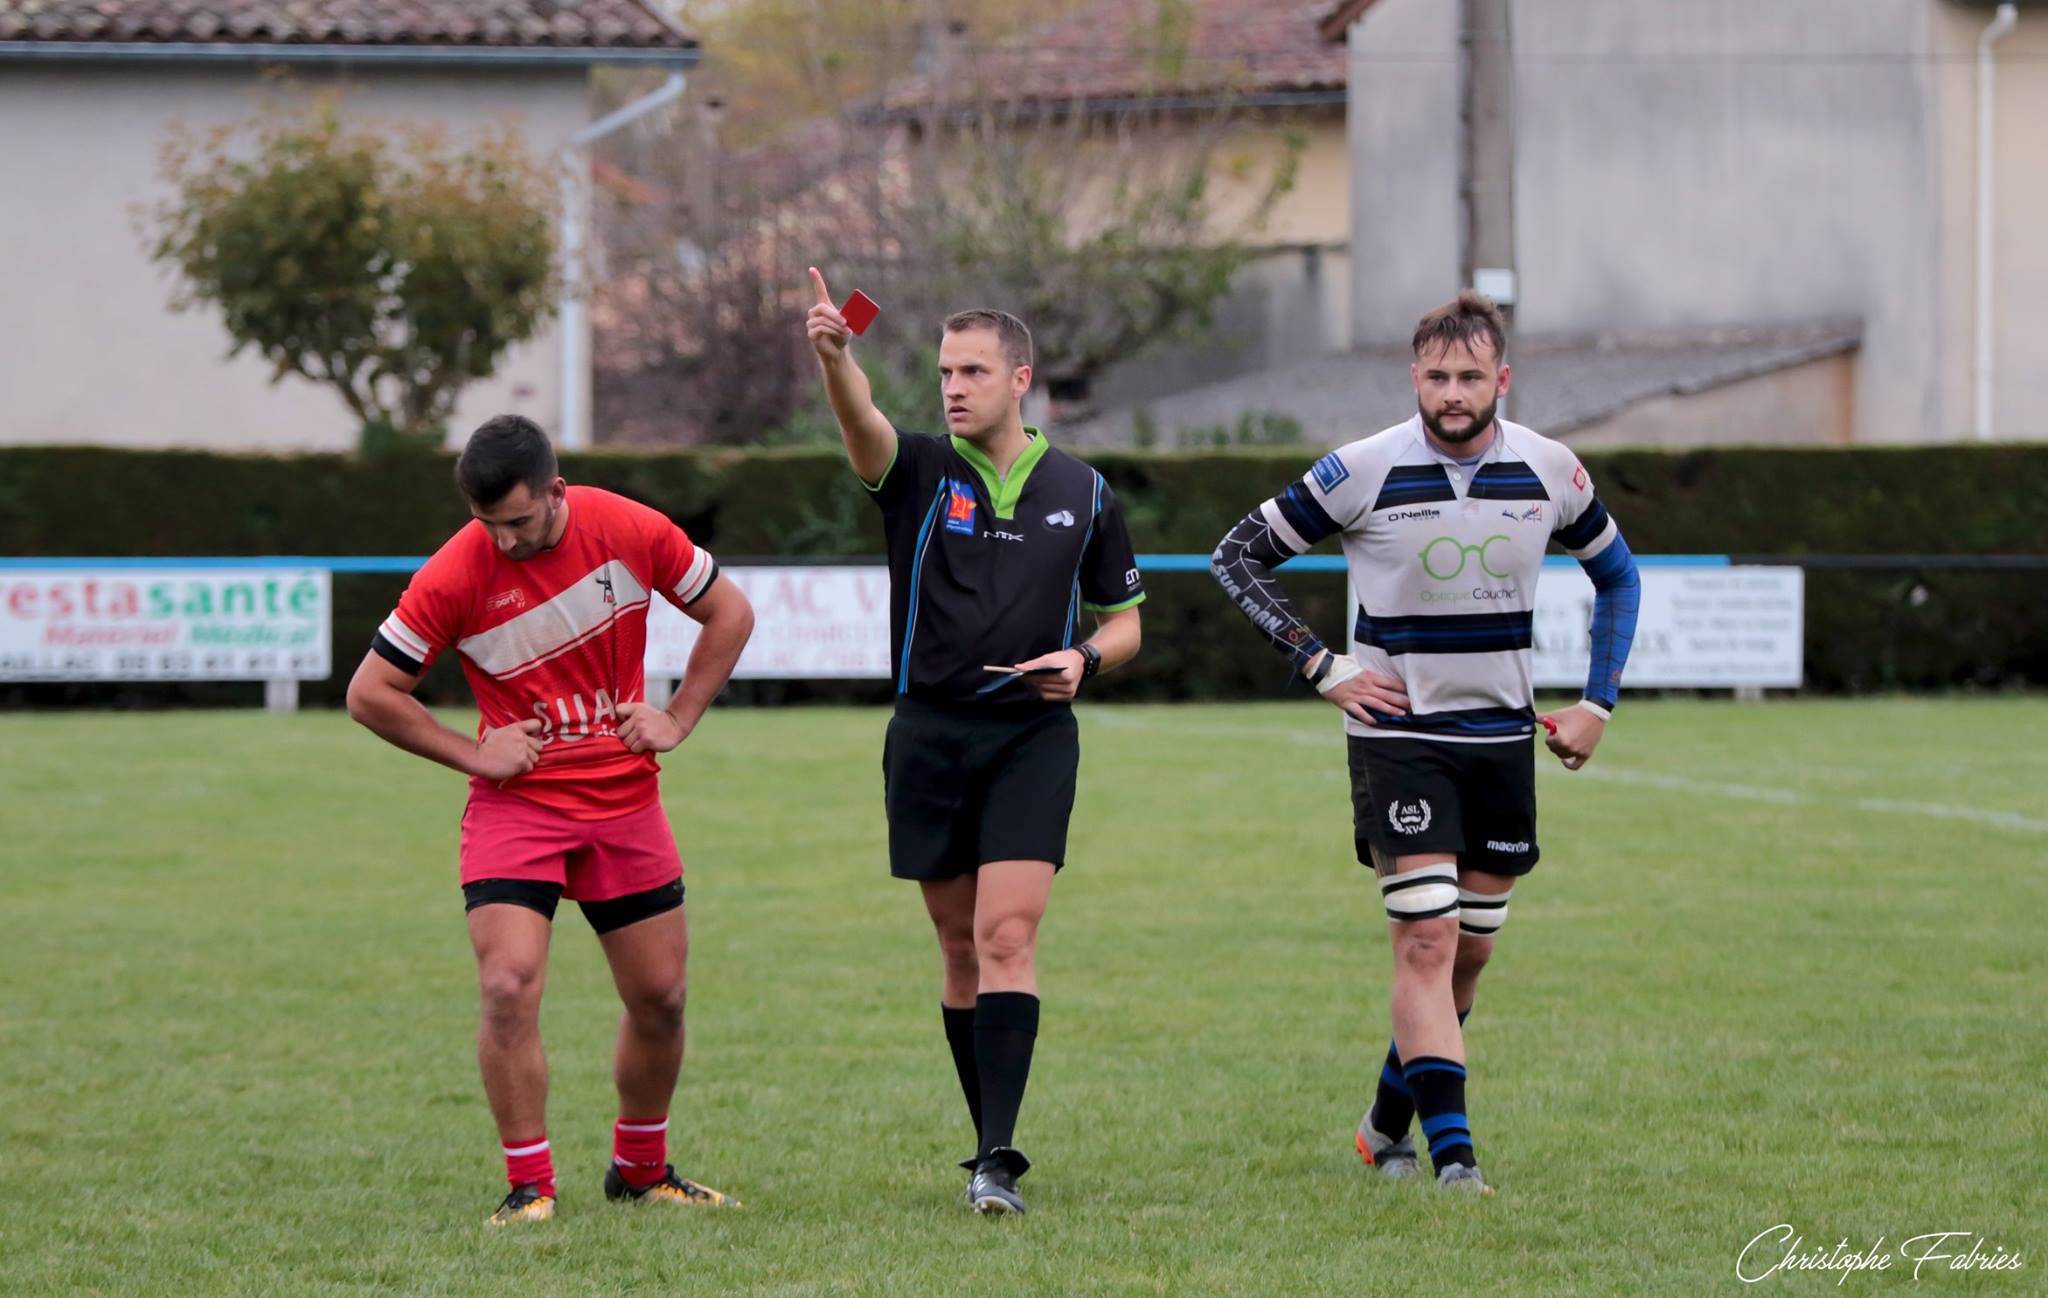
{"left": 857, "top": 1, "right": 1355, "bottom": 422}
{"left": 876, "top": 0, "right": 1345, "bottom": 115}
{"left": 0, "top": 0, "right": 691, "bottom": 57}
{"left": 1, "top": 2, "right": 695, "bottom": 452}
{"left": 1318, "top": 0, "right": 2047, "bottom": 445}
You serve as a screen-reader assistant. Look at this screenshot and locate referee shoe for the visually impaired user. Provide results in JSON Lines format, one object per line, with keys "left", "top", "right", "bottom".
{"left": 966, "top": 1148, "right": 1029, "bottom": 1215}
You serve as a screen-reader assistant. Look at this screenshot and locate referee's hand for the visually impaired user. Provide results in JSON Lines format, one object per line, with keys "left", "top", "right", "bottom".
{"left": 1011, "top": 650, "right": 1085, "bottom": 702}
{"left": 807, "top": 267, "right": 851, "bottom": 360}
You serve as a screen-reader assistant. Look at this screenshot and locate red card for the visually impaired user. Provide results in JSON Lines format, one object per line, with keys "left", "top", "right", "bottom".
{"left": 840, "top": 290, "right": 880, "bottom": 336}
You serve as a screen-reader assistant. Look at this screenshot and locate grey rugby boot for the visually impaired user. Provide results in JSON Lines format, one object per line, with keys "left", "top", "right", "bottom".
{"left": 1436, "top": 1163, "right": 1496, "bottom": 1195}
{"left": 1355, "top": 1107, "right": 1421, "bottom": 1180}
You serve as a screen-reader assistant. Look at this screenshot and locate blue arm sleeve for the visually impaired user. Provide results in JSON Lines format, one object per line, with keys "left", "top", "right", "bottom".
{"left": 1578, "top": 532, "right": 1641, "bottom": 710}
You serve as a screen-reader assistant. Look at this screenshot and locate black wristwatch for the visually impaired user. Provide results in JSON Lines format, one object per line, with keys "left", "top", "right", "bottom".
{"left": 1075, "top": 642, "right": 1103, "bottom": 680}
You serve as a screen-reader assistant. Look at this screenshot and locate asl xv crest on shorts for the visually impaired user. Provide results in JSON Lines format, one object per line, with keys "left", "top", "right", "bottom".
{"left": 1388, "top": 798, "right": 1433, "bottom": 835}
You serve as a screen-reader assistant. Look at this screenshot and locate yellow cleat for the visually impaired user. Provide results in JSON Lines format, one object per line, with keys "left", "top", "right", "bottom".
{"left": 604, "top": 1163, "right": 741, "bottom": 1208}
{"left": 487, "top": 1183, "right": 556, "bottom": 1226}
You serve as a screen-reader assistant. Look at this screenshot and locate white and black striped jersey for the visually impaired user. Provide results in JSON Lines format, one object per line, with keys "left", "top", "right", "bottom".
{"left": 1215, "top": 414, "right": 1639, "bottom": 742}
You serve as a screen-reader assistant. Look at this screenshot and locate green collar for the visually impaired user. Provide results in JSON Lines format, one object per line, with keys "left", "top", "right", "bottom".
{"left": 950, "top": 426, "right": 1048, "bottom": 520}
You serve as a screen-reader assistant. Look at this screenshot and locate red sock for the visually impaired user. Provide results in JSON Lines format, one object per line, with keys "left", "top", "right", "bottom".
{"left": 613, "top": 1115, "right": 669, "bottom": 1188}
{"left": 503, "top": 1134, "right": 556, "bottom": 1198}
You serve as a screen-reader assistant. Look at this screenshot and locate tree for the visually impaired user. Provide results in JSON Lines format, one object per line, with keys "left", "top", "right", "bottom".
{"left": 904, "top": 111, "right": 1301, "bottom": 399}
{"left": 596, "top": 92, "right": 1297, "bottom": 444}
{"left": 667, "top": 0, "right": 1086, "bottom": 149}
{"left": 150, "top": 104, "right": 557, "bottom": 449}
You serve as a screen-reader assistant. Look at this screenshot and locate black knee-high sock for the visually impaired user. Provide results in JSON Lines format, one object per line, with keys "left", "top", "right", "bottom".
{"left": 1373, "top": 1007, "right": 1470, "bottom": 1138}
{"left": 973, "top": 992, "right": 1039, "bottom": 1162}
{"left": 1402, "top": 1055, "right": 1475, "bottom": 1171}
{"left": 942, "top": 1004, "right": 982, "bottom": 1141}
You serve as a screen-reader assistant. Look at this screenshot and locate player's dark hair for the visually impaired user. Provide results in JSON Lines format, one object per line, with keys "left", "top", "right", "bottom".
{"left": 1413, "top": 291, "right": 1509, "bottom": 365}
{"left": 943, "top": 308, "right": 1034, "bottom": 372}
{"left": 457, "top": 415, "right": 558, "bottom": 505}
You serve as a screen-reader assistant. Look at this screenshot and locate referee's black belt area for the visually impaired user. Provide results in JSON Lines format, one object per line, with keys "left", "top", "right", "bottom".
{"left": 897, "top": 688, "right": 1071, "bottom": 718}
{"left": 1354, "top": 609, "right": 1534, "bottom": 656}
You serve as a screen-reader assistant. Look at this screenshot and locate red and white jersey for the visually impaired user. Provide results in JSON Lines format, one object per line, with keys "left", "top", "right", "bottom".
{"left": 373, "top": 486, "right": 719, "bottom": 820}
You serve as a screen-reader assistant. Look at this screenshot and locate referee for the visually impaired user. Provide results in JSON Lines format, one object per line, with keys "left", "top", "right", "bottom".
{"left": 806, "top": 268, "right": 1145, "bottom": 1215}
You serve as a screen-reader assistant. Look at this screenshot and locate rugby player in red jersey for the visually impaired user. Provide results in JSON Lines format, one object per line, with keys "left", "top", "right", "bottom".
{"left": 346, "top": 415, "right": 755, "bottom": 1225}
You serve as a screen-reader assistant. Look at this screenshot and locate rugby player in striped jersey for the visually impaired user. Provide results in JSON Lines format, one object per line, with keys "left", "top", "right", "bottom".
{"left": 1210, "top": 292, "right": 1641, "bottom": 1194}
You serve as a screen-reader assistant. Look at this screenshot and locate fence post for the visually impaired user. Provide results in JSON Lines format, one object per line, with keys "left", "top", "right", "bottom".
{"left": 264, "top": 678, "right": 300, "bottom": 713}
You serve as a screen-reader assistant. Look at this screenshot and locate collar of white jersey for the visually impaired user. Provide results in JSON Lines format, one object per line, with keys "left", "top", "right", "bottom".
{"left": 1403, "top": 413, "right": 1520, "bottom": 468}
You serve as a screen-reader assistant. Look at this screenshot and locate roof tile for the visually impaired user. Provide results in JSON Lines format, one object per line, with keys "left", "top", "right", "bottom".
{"left": 882, "top": 0, "right": 1344, "bottom": 113}
{"left": 0, "top": 1, "right": 693, "bottom": 50}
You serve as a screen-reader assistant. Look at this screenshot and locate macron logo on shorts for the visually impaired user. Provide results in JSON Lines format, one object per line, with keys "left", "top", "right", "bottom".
{"left": 1486, "top": 840, "right": 1532, "bottom": 854}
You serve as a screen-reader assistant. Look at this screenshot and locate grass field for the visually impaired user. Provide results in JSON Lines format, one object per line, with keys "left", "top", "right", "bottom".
{"left": 3, "top": 697, "right": 2044, "bottom": 1296}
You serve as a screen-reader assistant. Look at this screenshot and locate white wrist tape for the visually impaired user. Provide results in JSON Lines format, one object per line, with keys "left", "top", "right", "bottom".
{"left": 1575, "top": 700, "right": 1612, "bottom": 722}
{"left": 1315, "top": 652, "right": 1364, "bottom": 696}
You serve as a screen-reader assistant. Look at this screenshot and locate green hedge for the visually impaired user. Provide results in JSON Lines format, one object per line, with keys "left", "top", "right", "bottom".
{"left": 3, "top": 442, "right": 2045, "bottom": 706}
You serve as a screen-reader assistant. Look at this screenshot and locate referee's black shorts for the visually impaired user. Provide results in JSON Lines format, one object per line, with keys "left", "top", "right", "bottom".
{"left": 882, "top": 696, "right": 1079, "bottom": 881}
{"left": 1347, "top": 735, "right": 1540, "bottom": 877}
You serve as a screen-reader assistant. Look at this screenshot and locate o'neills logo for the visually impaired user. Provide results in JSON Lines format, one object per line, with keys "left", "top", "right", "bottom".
{"left": 1386, "top": 508, "right": 1442, "bottom": 522}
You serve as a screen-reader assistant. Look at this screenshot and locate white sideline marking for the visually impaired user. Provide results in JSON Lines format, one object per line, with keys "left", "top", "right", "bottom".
{"left": 1578, "top": 767, "right": 2048, "bottom": 834}
{"left": 1085, "top": 712, "right": 2048, "bottom": 835}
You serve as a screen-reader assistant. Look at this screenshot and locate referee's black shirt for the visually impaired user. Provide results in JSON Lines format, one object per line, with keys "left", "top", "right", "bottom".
{"left": 865, "top": 427, "right": 1146, "bottom": 707}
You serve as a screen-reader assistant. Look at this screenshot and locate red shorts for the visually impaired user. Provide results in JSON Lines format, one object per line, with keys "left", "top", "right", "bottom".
{"left": 459, "top": 779, "right": 682, "bottom": 902}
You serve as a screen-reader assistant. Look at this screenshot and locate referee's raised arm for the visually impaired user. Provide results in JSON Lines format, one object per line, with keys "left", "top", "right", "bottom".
{"left": 806, "top": 266, "right": 895, "bottom": 485}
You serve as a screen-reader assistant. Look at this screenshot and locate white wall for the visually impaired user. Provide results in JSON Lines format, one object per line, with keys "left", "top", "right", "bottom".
{"left": 1563, "top": 355, "right": 1856, "bottom": 449}
{"left": 1087, "top": 245, "right": 1352, "bottom": 413}
{"left": 1340, "top": 0, "right": 2044, "bottom": 443}
{"left": 1931, "top": 2, "right": 2048, "bottom": 439}
{"left": 0, "top": 62, "right": 590, "bottom": 452}
{"left": 1342, "top": 0, "right": 1461, "bottom": 350}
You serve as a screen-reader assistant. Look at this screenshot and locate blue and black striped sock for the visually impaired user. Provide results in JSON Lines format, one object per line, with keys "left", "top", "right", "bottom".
{"left": 1372, "top": 1007, "right": 1469, "bottom": 1140}
{"left": 1402, "top": 1055, "right": 1475, "bottom": 1171}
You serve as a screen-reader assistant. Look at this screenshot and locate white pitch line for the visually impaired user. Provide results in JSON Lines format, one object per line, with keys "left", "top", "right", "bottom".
{"left": 1569, "top": 767, "right": 1804, "bottom": 805}
{"left": 1085, "top": 712, "right": 2048, "bottom": 835}
{"left": 1566, "top": 768, "right": 2048, "bottom": 834}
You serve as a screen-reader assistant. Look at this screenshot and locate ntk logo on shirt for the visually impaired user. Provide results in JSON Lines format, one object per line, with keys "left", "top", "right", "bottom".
{"left": 944, "top": 480, "right": 978, "bottom": 535}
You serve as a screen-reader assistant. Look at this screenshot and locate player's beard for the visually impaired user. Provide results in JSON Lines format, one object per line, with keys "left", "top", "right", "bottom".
{"left": 1420, "top": 395, "right": 1498, "bottom": 447}
{"left": 507, "top": 498, "right": 561, "bottom": 562}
